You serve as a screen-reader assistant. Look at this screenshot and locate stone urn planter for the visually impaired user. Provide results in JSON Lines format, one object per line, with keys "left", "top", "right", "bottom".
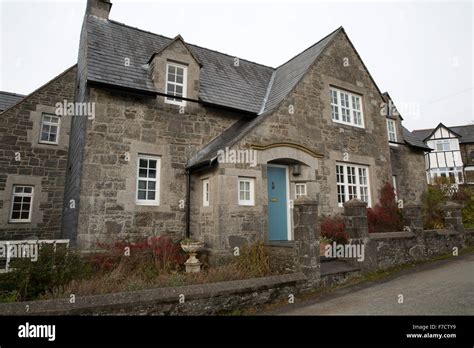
{"left": 180, "top": 240, "right": 204, "bottom": 273}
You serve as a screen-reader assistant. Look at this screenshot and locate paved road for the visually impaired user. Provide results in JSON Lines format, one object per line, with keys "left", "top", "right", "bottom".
{"left": 272, "top": 253, "right": 474, "bottom": 315}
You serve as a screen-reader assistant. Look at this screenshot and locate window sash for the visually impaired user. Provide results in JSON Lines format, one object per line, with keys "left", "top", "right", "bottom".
{"left": 435, "top": 140, "right": 450, "bottom": 152}
{"left": 386, "top": 119, "right": 397, "bottom": 142}
{"left": 330, "top": 88, "right": 364, "bottom": 127}
{"left": 203, "top": 179, "right": 210, "bottom": 206}
{"left": 295, "top": 183, "right": 307, "bottom": 198}
{"left": 336, "top": 163, "right": 370, "bottom": 207}
{"left": 136, "top": 156, "right": 160, "bottom": 204}
{"left": 10, "top": 185, "right": 34, "bottom": 222}
{"left": 165, "top": 63, "right": 187, "bottom": 105}
{"left": 39, "top": 114, "right": 60, "bottom": 144}
{"left": 238, "top": 178, "right": 254, "bottom": 206}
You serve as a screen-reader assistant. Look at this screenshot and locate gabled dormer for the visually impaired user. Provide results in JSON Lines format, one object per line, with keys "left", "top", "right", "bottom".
{"left": 148, "top": 35, "right": 202, "bottom": 107}
{"left": 382, "top": 92, "right": 403, "bottom": 147}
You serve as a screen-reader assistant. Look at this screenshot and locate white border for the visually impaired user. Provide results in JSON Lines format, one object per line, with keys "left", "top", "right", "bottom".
{"left": 136, "top": 155, "right": 161, "bottom": 206}
{"left": 9, "top": 185, "right": 34, "bottom": 223}
{"left": 165, "top": 62, "right": 188, "bottom": 106}
{"left": 202, "top": 179, "right": 210, "bottom": 207}
{"left": 237, "top": 177, "right": 255, "bottom": 206}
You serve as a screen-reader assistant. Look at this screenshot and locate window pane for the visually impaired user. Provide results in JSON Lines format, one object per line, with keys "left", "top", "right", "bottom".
{"left": 139, "top": 169, "right": 147, "bottom": 178}
{"left": 148, "top": 169, "right": 156, "bottom": 178}
{"left": 139, "top": 159, "right": 147, "bottom": 168}
{"left": 176, "top": 75, "right": 183, "bottom": 84}
{"left": 137, "top": 190, "right": 146, "bottom": 200}
{"left": 138, "top": 181, "right": 146, "bottom": 190}
{"left": 149, "top": 160, "right": 156, "bottom": 169}
{"left": 11, "top": 211, "right": 21, "bottom": 219}
{"left": 148, "top": 191, "right": 156, "bottom": 200}
{"left": 168, "top": 65, "right": 176, "bottom": 75}
{"left": 148, "top": 181, "right": 156, "bottom": 191}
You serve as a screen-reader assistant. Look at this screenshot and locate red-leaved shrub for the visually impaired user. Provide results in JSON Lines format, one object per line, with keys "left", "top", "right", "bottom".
{"left": 320, "top": 216, "right": 349, "bottom": 244}
{"left": 93, "top": 235, "right": 186, "bottom": 272}
{"left": 367, "top": 182, "right": 403, "bottom": 233}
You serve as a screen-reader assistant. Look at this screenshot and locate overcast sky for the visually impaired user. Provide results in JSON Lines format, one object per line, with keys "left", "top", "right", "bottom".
{"left": 0, "top": 0, "right": 472, "bottom": 130}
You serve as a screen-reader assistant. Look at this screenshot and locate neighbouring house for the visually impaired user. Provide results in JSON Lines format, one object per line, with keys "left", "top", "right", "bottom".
{"left": 0, "top": 0, "right": 428, "bottom": 254}
{"left": 412, "top": 123, "right": 474, "bottom": 185}
{"left": 0, "top": 91, "right": 25, "bottom": 113}
{"left": 0, "top": 67, "right": 77, "bottom": 240}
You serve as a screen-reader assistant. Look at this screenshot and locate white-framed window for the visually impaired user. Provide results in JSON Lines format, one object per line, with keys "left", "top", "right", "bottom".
{"left": 39, "top": 113, "right": 60, "bottom": 144}
{"left": 392, "top": 175, "right": 398, "bottom": 200}
{"left": 435, "top": 140, "right": 451, "bottom": 152}
{"left": 430, "top": 167, "right": 464, "bottom": 184}
{"left": 336, "top": 163, "right": 370, "bottom": 207}
{"left": 330, "top": 87, "right": 364, "bottom": 128}
{"left": 9, "top": 186, "right": 34, "bottom": 222}
{"left": 136, "top": 155, "right": 160, "bottom": 205}
{"left": 386, "top": 119, "right": 397, "bottom": 144}
{"left": 165, "top": 62, "right": 187, "bottom": 106}
{"left": 202, "top": 179, "right": 210, "bottom": 207}
{"left": 295, "top": 183, "right": 307, "bottom": 199}
{"left": 238, "top": 177, "right": 255, "bottom": 206}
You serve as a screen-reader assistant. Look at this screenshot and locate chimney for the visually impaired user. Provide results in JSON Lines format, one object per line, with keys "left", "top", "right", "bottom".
{"left": 86, "top": 0, "right": 112, "bottom": 19}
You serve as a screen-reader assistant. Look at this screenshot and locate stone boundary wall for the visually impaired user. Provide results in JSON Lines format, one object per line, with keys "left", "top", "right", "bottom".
{"left": 343, "top": 199, "right": 474, "bottom": 272}
{"left": 0, "top": 273, "right": 306, "bottom": 316}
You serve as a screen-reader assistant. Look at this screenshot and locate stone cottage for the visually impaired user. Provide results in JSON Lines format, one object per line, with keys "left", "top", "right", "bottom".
{"left": 0, "top": 0, "right": 428, "bottom": 253}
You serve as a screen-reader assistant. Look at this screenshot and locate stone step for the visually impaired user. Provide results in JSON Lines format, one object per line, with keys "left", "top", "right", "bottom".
{"left": 320, "top": 259, "right": 361, "bottom": 288}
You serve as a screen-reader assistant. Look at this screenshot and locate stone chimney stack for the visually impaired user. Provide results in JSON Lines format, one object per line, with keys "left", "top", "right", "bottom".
{"left": 86, "top": 0, "right": 112, "bottom": 19}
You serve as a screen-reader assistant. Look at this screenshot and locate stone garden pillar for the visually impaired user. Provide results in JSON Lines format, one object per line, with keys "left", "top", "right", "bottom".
{"left": 343, "top": 199, "right": 368, "bottom": 239}
{"left": 293, "top": 198, "right": 320, "bottom": 286}
{"left": 403, "top": 204, "right": 424, "bottom": 236}
{"left": 444, "top": 202, "right": 465, "bottom": 234}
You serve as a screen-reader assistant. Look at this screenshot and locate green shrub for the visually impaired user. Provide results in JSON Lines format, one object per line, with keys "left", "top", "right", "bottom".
{"left": 454, "top": 186, "right": 474, "bottom": 228}
{"left": 0, "top": 244, "right": 90, "bottom": 302}
{"left": 421, "top": 185, "right": 446, "bottom": 229}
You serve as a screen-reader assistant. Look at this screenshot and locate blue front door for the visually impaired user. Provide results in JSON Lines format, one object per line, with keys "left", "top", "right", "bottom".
{"left": 267, "top": 166, "right": 288, "bottom": 241}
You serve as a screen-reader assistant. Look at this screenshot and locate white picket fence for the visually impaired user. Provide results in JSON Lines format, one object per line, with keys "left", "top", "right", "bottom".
{"left": 0, "top": 239, "right": 70, "bottom": 273}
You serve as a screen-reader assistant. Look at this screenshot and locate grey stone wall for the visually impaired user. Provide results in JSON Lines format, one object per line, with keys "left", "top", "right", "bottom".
{"left": 342, "top": 201, "right": 470, "bottom": 272}
{"left": 74, "top": 87, "right": 241, "bottom": 248}
{"left": 0, "top": 66, "right": 76, "bottom": 240}
{"left": 390, "top": 144, "right": 427, "bottom": 204}
{"left": 0, "top": 273, "right": 305, "bottom": 315}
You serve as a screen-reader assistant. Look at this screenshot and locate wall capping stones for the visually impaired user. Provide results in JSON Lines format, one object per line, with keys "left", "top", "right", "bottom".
{"left": 0, "top": 273, "right": 306, "bottom": 315}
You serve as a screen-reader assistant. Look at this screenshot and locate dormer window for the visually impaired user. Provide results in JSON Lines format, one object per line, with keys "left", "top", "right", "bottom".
{"left": 386, "top": 119, "right": 397, "bottom": 145}
{"left": 165, "top": 63, "right": 187, "bottom": 106}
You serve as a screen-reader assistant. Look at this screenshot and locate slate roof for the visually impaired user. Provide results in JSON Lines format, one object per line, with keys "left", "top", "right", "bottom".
{"left": 412, "top": 124, "right": 474, "bottom": 144}
{"left": 401, "top": 126, "right": 431, "bottom": 150}
{"left": 0, "top": 91, "right": 25, "bottom": 112}
{"left": 87, "top": 16, "right": 274, "bottom": 114}
{"left": 85, "top": 16, "right": 423, "bottom": 167}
